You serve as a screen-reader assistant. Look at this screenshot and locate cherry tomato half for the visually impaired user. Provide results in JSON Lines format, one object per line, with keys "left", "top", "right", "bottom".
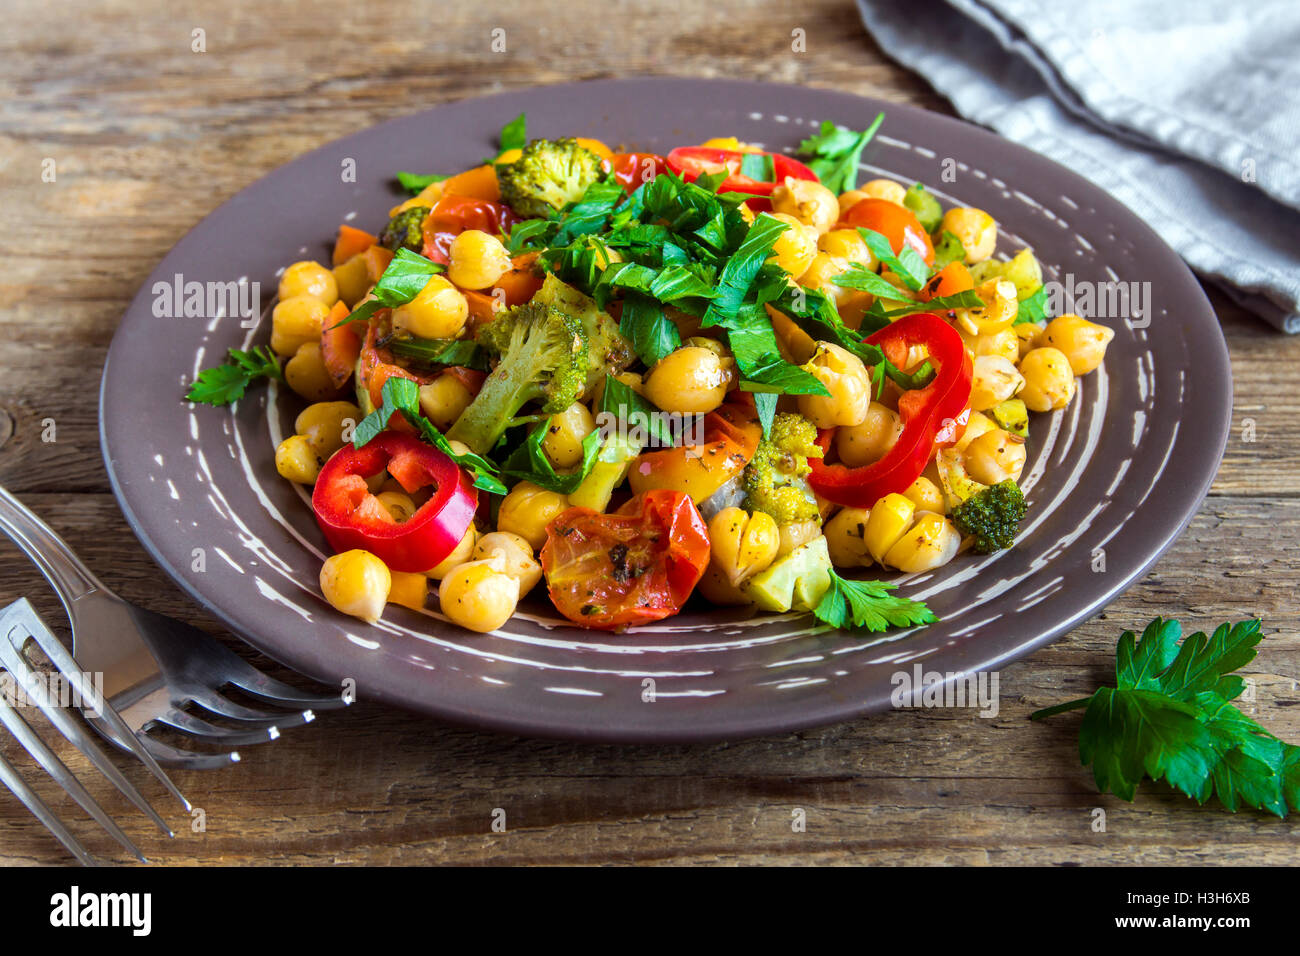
{"left": 609, "top": 152, "right": 668, "bottom": 193}
{"left": 540, "top": 489, "right": 710, "bottom": 630}
{"left": 665, "top": 147, "right": 818, "bottom": 198}
{"left": 840, "top": 198, "right": 935, "bottom": 266}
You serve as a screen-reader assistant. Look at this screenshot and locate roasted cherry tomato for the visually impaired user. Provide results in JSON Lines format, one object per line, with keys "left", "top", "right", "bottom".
{"left": 312, "top": 431, "right": 478, "bottom": 573}
{"left": 841, "top": 198, "right": 935, "bottom": 266}
{"left": 609, "top": 152, "right": 668, "bottom": 192}
{"left": 420, "top": 195, "right": 520, "bottom": 264}
{"left": 358, "top": 315, "right": 423, "bottom": 414}
{"left": 540, "top": 489, "right": 710, "bottom": 630}
{"left": 665, "top": 147, "right": 818, "bottom": 198}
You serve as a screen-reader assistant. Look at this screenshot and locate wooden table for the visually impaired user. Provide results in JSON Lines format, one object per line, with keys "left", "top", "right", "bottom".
{"left": 2, "top": 0, "right": 1297, "bottom": 866}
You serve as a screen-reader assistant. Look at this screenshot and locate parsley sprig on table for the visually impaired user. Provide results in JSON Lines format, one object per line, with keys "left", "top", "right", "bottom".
{"left": 185, "top": 346, "right": 283, "bottom": 406}
{"left": 1032, "top": 618, "right": 1300, "bottom": 817}
{"left": 812, "top": 570, "right": 937, "bottom": 633}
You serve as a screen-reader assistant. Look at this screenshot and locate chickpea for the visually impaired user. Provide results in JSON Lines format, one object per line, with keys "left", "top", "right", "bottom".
{"left": 542, "top": 402, "right": 597, "bottom": 470}
{"left": 777, "top": 520, "right": 822, "bottom": 557}
{"left": 798, "top": 341, "right": 871, "bottom": 428}
{"left": 864, "top": 493, "right": 917, "bottom": 565}
{"left": 284, "top": 342, "right": 341, "bottom": 402}
{"left": 696, "top": 565, "right": 753, "bottom": 606}
{"left": 824, "top": 507, "right": 873, "bottom": 568}
{"left": 320, "top": 550, "right": 391, "bottom": 624}
{"left": 392, "top": 275, "right": 469, "bottom": 339}
{"left": 964, "top": 428, "right": 1028, "bottom": 485}
{"left": 1015, "top": 322, "right": 1044, "bottom": 359}
{"left": 818, "top": 228, "right": 876, "bottom": 269}
{"left": 643, "top": 346, "right": 728, "bottom": 415}
{"left": 708, "top": 507, "right": 780, "bottom": 586}
{"left": 955, "top": 279, "right": 1018, "bottom": 337}
{"left": 764, "top": 213, "right": 819, "bottom": 279}
{"left": 681, "top": 336, "right": 738, "bottom": 389}
{"left": 498, "top": 481, "right": 570, "bottom": 551}
{"left": 295, "top": 401, "right": 361, "bottom": 458}
{"left": 376, "top": 490, "right": 416, "bottom": 523}
{"left": 447, "top": 230, "right": 512, "bottom": 290}
{"left": 798, "top": 252, "right": 855, "bottom": 304}
{"left": 1043, "top": 314, "right": 1114, "bottom": 375}
{"left": 882, "top": 512, "right": 961, "bottom": 574}
{"left": 903, "top": 475, "right": 946, "bottom": 514}
{"left": 771, "top": 177, "right": 839, "bottom": 235}
{"left": 1018, "top": 347, "right": 1076, "bottom": 412}
{"left": 472, "top": 531, "right": 542, "bottom": 597}
{"left": 279, "top": 260, "right": 339, "bottom": 305}
{"left": 270, "top": 294, "right": 331, "bottom": 357}
{"left": 940, "top": 207, "right": 998, "bottom": 264}
{"left": 274, "top": 434, "right": 322, "bottom": 484}
{"left": 954, "top": 410, "right": 998, "bottom": 454}
{"left": 860, "top": 178, "right": 907, "bottom": 204}
{"left": 426, "top": 523, "right": 479, "bottom": 579}
{"left": 834, "top": 402, "right": 902, "bottom": 467}
{"left": 960, "top": 326, "right": 1020, "bottom": 365}
{"left": 387, "top": 570, "right": 429, "bottom": 612}
{"left": 418, "top": 375, "right": 474, "bottom": 431}
{"left": 837, "top": 189, "right": 869, "bottom": 220}
{"left": 969, "top": 355, "right": 1027, "bottom": 412}
{"left": 438, "top": 559, "right": 518, "bottom": 632}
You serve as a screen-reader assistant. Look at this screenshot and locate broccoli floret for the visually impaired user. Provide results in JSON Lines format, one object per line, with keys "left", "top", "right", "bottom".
{"left": 497, "top": 139, "right": 606, "bottom": 219}
{"left": 950, "top": 479, "right": 1027, "bottom": 553}
{"left": 446, "top": 302, "right": 587, "bottom": 455}
{"left": 743, "top": 413, "right": 824, "bottom": 524}
{"left": 379, "top": 206, "right": 429, "bottom": 253}
{"left": 532, "top": 273, "right": 634, "bottom": 391}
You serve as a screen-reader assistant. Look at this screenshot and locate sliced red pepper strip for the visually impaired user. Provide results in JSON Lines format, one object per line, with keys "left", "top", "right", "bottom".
{"left": 808, "top": 312, "right": 973, "bottom": 508}
{"left": 665, "top": 147, "right": 818, "bottom": 198}
{"left": 311, "top": 431, "right": 477, "bottom": 573}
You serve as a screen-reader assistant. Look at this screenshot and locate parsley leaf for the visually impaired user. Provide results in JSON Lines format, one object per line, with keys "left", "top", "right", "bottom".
{"left": 1032, "top": 618, "right": 1300, "bottom": 817}
{"left": 499, "top": 113, "right": 527, "bottom": 153}
{"left": 812, "top": 571, "right": 938, "bottom": 633}
{"left": 396, "top": 171, "right": 447, "bottom": 195}
{"left": 1014, "top": 286, "right": 1048, "bottom": 325}
{"left": 856, "top": 228, "right": 929, "bottom": 292}
{"left": 795, "top": 113, "right": 884, "bottom": 194}
{"left": 353, "top": 377, "right": 506, "bottom": 495}
{"left": 185, "top": 346, "right": 283, "bottom": 406}
{"left": 330, "top": 248, "right": 445, "bottom": 329}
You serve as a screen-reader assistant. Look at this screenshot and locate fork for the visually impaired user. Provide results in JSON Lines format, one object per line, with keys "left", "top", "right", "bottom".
{"left": 0, "top": 484, "right": 348, "bottom": 770}
{"left": 0, "top": 597, "right": 169, "bottom": 864}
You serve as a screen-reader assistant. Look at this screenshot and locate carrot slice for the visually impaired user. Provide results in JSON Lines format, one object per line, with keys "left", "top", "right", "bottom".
{"left": 333, "top": 225, "right": 377, "bottom": 267}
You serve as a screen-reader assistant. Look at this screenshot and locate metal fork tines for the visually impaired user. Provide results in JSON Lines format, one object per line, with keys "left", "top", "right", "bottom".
{"left": 0, "top": 484, "right": 348, "bottom": 770}
{"left": 0, "top": 598, "right": 169, "bottom": 864}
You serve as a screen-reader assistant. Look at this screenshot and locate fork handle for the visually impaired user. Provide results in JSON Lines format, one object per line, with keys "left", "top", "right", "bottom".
{"left": 0, "top": 485, "right": 104, "bottom": 607}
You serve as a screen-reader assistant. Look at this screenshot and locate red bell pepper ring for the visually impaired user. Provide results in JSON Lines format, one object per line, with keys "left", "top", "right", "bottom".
{"left": 665, "top": 147, "right": 819, "bottom": 198}
{"left": 808, "top": 312, "right": 973, "bottom": 509}
{"left": 311, "top": 431, "right": 477, "bottom": 573}
{"left": 420, "top": 195, "right": 520, "bottom": 264}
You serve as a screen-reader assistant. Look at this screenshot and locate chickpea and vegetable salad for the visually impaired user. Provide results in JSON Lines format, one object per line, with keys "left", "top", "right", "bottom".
{"left": 187, "top": 111, "right": 1113, "bottom": 636}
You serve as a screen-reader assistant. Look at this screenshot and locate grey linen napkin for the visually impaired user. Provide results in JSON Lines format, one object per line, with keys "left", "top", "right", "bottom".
{"left": 857, "top": 0, "right": 1300, "bottom": 331}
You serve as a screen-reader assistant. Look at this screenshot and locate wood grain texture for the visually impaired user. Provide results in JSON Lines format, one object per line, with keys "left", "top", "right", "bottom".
{"left": 2, "top": 0, "right": 1299, "bottom": 866}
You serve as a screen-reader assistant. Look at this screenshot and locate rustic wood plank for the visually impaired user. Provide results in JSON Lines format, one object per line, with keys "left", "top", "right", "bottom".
{"left": 1, "top": 0, "right": 1297, "bottom": 866}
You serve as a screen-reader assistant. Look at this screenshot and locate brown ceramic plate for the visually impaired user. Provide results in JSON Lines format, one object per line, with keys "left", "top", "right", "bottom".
{"left": 100, "top": 78, "right": 1230, "bottom": 742}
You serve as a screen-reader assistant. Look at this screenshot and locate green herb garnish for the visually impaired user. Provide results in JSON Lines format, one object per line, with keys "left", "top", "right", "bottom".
{"left": 330, "top": 248, "right": 445, "bottom": 329}
{"left": 1032, "top": 618, "right": 1300, "bottom": 817}
{"left": 812, "top": 571, "right": 938, "bottom": 633}
{"left": 185, "top": 346, "right": 283, "bottom": 407}
{"left": 795, "top": 114, "right": 885, "bottom": 194}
